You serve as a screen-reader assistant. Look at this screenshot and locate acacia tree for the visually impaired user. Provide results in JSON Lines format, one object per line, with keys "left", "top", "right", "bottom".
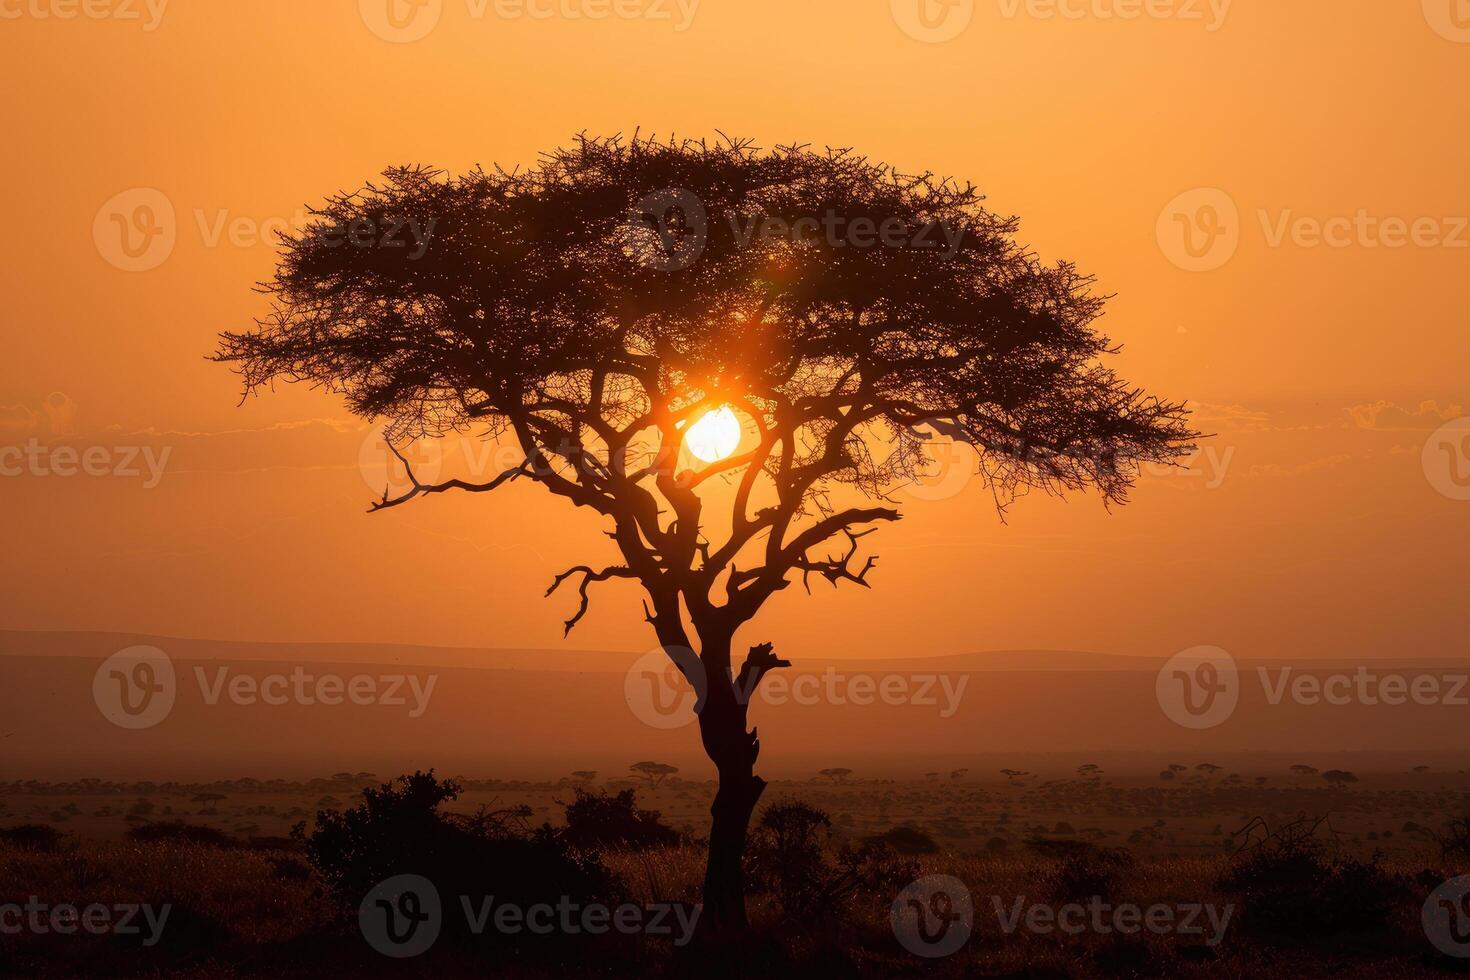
{"left": 215, "top": 134, "right": 1195, "bottom": 932}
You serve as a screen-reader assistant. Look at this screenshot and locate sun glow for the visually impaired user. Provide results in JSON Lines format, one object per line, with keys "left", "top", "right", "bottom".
{"left": 684, "top": 405, "right": 742, "bottom": 464}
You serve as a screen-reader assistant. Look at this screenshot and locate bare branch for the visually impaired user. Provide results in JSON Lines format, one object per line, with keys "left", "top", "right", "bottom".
{"left": 546, "top": 564, "right": 639, "bottom": 636}
{"left": 793, "top": 527, "right": 880, "bottom": 593}
{"left": 369, "top": 439, "right": 530, "bottom": 513}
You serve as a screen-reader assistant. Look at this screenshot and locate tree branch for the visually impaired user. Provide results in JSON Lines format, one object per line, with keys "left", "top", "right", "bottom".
{"left": 369, "top": 439, "right": 530, "bottom": 512}
{"left": 793, "top": 527, "right": 881, "bottom": 593}
{"left": 546, "top": 564, "right": 639, "bottom": 636}
{"left": 734, "top": 642, "right": 791, "bottom": 702}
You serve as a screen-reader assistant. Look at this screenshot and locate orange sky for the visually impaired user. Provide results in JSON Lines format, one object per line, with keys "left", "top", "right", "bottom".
{"left": 2, "top": 0, "right": 1466, "bottom": 662}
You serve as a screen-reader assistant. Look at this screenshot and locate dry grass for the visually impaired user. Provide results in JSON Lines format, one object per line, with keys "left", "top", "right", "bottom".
{"left": 1, "top": 839, "right": 1464, "bottom": 978}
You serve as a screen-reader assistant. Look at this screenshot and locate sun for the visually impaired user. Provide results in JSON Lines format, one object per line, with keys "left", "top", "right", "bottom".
{"left": 684, "top": 405, "right": 742, "bottom": 463}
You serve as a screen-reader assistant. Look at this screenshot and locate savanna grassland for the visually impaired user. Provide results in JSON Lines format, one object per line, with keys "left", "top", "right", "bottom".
{"left": 3, "top": 767, "right": 1470, "bottom": 977}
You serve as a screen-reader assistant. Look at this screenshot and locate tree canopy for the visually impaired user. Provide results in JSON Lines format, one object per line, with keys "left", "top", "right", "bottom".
{"left": 216, "top": 133, "right": 1196, "bottom": 648}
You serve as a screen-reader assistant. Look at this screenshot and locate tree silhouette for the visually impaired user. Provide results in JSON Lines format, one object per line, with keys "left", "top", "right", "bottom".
{"left": 629, "top": 761, "right": 678, "bottom": 789}
{"left": 214, "top": 134, "right": 1195, "bottom": 932}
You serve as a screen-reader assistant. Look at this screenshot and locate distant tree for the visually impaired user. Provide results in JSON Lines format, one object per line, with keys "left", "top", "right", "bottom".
{"left": 629, "top": 761, "right": 678, "bottom": 789}
{"left": 570, "top": 770, "right": 599, "bottom": 784}
{"left": 1159, "top": 770, "right": 1175, "bottom": 781}
{"left": 214, "top": 134, "right": 1195, "bottom": 932}
{"left": 1195, "top": 763, "right": 1223, "bottom": 776}
{"left": 949, "top": 768, "right": 968, "bottom": 779}
{"left": 1322, "top": 769, "right": 1358, "bottom": 786}
{"left": 1412, "top": 765, "right": 1431, "bottom": 774}
{"left": 923, "top": 772, "right": 939, "bottom": 781}
{"left": 817, "top": 767, "right": 852, "bottom": 784}
{"left": 1167, "top": 764, "right": 1188, "bottom": 773}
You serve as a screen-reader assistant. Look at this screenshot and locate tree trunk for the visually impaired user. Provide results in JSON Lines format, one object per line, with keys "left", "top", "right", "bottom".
{"left": 700, "top": 719, "right": 765, "bottom": 933}
{"left": 694, "top": 637, "right": 766, "bottom": 935}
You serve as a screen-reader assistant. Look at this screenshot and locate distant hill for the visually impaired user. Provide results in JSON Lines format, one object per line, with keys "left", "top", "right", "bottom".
{"left": 3, "top": 629, "right": 1467, "bottom": 780}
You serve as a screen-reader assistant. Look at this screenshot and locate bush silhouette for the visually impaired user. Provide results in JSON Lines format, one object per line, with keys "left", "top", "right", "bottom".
{"left": 559, "top": 787, "right": 679, "bottom": 852}
{"left": 861, "top": 825, "right": 939, "bottom": 855}
{"left": 748, "top": 799, "right": 832, "bottom": 914}
{"left": 1046, "top": 848, "right": 1135, "bottom": 906}
{"left": 128, "top": 821, "right": 237, "bottom": 847}
{"left": 1218, "top": 819, "right": 1405, "bottom": 940}
{"left": 0, "top": 824, "right": 61, "bottom": 852}
{"left": 297, "top": 770, "right": 616, "bottom": 937}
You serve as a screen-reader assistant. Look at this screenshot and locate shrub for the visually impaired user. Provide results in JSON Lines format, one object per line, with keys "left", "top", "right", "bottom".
{"left": 1218, "top": 817, "right": 1406, "bottom": 940}
{"left": 560, "top": 788, "right": 680, "bottom": 852}
{"left": 128, "top": 821, "right": 238, "bottom": 847}
{"left": 297, "top": 770, "right": 617, "bottom": 942}
{"left": 862, "top": 825, "right": 939, "bottom": 855}
{"left": 0, "top": 824, "right": 61, "bottom": 852}
{"left": 1046, "top": 847, "right": 1135, "bottom": 905}
{"left": 747, "top": 800, "right": 919, "bottom": 924}
{"left": 748, "top": 800, "right": 832, "bottom": 914}
{"left": 1436, "top": 809, "right": 1470, "bottom": 861}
